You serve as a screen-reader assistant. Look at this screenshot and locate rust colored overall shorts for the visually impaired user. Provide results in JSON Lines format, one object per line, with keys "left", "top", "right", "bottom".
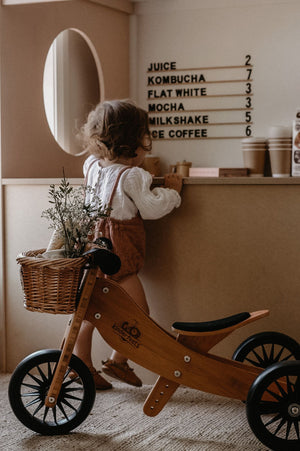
{"left": 87, "top": 163, "right": 146, "bottom": 282}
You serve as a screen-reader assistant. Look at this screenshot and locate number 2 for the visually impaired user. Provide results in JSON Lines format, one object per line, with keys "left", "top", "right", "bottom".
{"left": 245, "top": 55, "right": 251, "bottom": 66}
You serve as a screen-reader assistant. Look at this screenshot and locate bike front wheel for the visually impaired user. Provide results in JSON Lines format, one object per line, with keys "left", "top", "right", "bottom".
{"left": 8, "top": 349, "right": 95, "bottom": 435}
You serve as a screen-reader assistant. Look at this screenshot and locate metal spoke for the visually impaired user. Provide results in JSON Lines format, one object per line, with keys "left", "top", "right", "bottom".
{"left": 251, "top": 349, "right": 266, "bottom": 366}
{"left": 52, "top": 405, "right": 58, "bottom": 425}
{"left": 57, "top": 401, "right": 69, "bottom": 421}
{"left": 21, "top": 391, "right": 40, "bottom": 398}
{"left": 269, "top": 343, "right": 275, "bottom": 362}
{"left": 273, "top": 346, "right": 285, "bottom": 363}
{"left": 63, "top": 367, "right": 72, "bottom": 381}
{"left": 264, "top": 413, "right": 282, "bottom": 427}
{"left": 261, "top": 344, "right": 269, "bottom": 363}
{"left": 258, "top": 401, "right": 280, "bottom": 415}
{"left": 286, "top": 420, "right": 292, "bottom": 440}
{"left": 32, "top": 400, "right": 45, "bottom": 417}
{"left": 63, "top": 378, "right": 80, "bottom": 388}
{"left": 37, "top": 365, "right": 48, "bottom": 383}
{"left": 266, "top": 387, "right": 284, "bottom": 402}
{"left": 274, "top": 380, "right": 287, "bottom": 398}
{"left": 245, "top": 357, "right": 264, "bottom": 367}
{"left": 42, "top": 407, "right": 50, "bottom": 423}
{"left": 21, "top": 382, "right": 41, "bottom": 390}
{"left": 274, "top": 417, "right": 286, "bottom": 435}
{"left": 64, "top": 386, "right": 83, "bottom": 392}
{"left": 28, "top": 372, "right": 43, "bottom": 386}
{"left": 47, "top": 361, "right": 53, "bottom": 380}
{"left": 24, "top": 397, "right": 42, "bottom": 408}
{"left": 64, "top": 393, "right": 83, "bottom": 402}
{"left": 294, "top": 419, "right": 300, "bottom": 439}
{"left": 61, "top": 398, "right": 78, "bottom": 412}
{"left": 281, "top": 353, "right": 294, "bottom": 361}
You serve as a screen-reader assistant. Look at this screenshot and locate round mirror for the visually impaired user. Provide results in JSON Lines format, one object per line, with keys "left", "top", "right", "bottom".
{"left": 43, "top": 29, "right": 102, "bottom": 155}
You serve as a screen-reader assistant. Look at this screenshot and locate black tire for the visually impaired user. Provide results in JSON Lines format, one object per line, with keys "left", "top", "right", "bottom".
{"left": 247, "top": 360, "right": 300, "bottom": 450}
{"left": 232, "top": 332, "right": 300, "bottom": 369}
{"left": 8, "top": 349, "right": 96, "bottom": 435}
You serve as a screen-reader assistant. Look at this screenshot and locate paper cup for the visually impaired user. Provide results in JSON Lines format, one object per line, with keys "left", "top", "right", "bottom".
{"left": 241, "top": 137, "right": 266, "bottom": 142}
{"left": 269, "top": 149, "right": 291, "bottom": 177}
{"left": 268, "top": 126, "right": 292, "bottom": 138}
{"left": 242, "top": 145, "right": 267, "bottom": 150}
{"left": 268, "top": 145, "right": 292, "bottom": 150}
{"left": 268, "top": 138, "right": 292, "bottom": 142}
{"left": 242, "top": 149, "right": 266, "bottom": 177}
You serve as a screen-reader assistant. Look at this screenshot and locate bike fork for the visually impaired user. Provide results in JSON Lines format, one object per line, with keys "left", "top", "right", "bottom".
{"left": 44, "top": 267, "right": 98, "bottom": 408}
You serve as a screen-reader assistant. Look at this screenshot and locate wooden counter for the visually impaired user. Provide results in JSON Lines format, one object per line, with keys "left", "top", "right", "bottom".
{"left": 140, "top": 177, "right": 300, "bottom": 362}
{"left": 3, "top": 176, "right": 300, "bottom": 185}
{"left": 153, "top": 176, "right": 300, "bottom": 185}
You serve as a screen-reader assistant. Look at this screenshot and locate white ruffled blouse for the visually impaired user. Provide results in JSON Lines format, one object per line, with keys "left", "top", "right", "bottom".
{"left": 83, "top": 155, "right": 181, "bottom": 220}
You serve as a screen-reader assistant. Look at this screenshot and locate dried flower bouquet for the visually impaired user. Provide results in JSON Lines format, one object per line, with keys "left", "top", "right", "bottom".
{"left": 42, "top": 174, "right": 110, "bottom": 258}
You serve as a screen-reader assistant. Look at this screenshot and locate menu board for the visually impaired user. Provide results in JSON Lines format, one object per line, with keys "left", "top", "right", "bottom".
{"left": 147, "top": 55, "right": 253, "bottom": 140}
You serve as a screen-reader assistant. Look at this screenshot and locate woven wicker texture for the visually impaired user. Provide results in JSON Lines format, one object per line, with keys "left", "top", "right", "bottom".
{"left": 17, "top": 249, "right": 86, "bottom": 314}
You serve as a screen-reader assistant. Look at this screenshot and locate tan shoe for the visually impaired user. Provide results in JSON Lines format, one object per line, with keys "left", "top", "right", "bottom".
{"left": 69, "top": 367, "right": 112, "bottom": 390}
{"left": 88, "top": 366, "right": 112, "bottom": 390}
{"left": 102, "top": 359, "right": 142, "bottom": 387}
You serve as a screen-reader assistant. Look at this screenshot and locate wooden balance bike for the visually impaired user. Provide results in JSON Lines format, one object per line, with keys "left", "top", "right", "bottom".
{"left": 8, "top": 245, "right": 300, "bottom": 451}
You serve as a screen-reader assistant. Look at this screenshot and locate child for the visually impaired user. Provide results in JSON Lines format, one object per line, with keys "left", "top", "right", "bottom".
{"left": 74, "top": 99, "right": 182, "bottom": 389}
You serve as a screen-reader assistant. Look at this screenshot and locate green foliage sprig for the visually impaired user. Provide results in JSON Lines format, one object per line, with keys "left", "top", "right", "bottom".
{"left": 42, "top": 173, "right": 111, "bottom": 258}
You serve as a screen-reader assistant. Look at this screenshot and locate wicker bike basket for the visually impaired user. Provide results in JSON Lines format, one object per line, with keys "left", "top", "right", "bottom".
{"left": 17, "top": 249, "right": 87, "bottom": 314}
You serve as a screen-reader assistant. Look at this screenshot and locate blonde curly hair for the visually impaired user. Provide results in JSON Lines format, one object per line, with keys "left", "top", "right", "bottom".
{"left": 80, "top": 99, "right": 152, "bottom": 160}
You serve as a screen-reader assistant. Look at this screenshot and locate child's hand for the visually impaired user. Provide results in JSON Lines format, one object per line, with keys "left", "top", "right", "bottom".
{"left": 164, "top": 173, "right": 183, "bottom": 193}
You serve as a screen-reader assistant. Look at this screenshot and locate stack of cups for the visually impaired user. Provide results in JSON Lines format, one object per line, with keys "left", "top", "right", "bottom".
{"left": 268, "top": 126, "right": 292, "bottom": 177}
{"left": 241, "top": 138, "right": 267, "bottom": 177}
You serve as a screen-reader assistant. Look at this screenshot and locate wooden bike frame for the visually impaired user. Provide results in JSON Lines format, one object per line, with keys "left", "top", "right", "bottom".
{"left": 45, "top": 266, "right": 269, "bottom": 415}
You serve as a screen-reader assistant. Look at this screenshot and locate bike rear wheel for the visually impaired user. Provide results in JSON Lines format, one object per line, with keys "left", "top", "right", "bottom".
{"left": 247, "top": 360, "right": 300, "bottom": 451}
{"left": 233, "top": 331, "right": 300, "bottom": 368}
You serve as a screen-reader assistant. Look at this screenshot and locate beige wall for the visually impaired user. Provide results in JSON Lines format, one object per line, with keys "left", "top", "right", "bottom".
{"left": 0, "top": 0, "right": 131, "bottom": 372}
{"left": 1, "top": 0, "right": 131, "bottom": 178}
{"left": 4, "top": 181, "right": 148, "bottom": 381}
{"left": 4, "top": 179, "right": 300, "bottom": 385}
{"left": 133, "top": 0, "right": 300, "bottom": 173}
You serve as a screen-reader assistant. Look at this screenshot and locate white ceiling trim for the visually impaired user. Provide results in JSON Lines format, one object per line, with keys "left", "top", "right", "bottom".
{"left": 85, "top": 0, "right": 133, "bottom": 14}
{"left": 2, "top": 0, "right": 72, "bottom": 4}
{"left": 134, "top": 0, "right": 300, "bottom": 14}
{"left": 2, "top": 0, "right": 134, "bottom": 14}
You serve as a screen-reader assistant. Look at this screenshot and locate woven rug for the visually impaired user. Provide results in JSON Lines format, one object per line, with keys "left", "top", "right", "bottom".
{"left": 0, "top": 373, "right": 267, "bottom": 450}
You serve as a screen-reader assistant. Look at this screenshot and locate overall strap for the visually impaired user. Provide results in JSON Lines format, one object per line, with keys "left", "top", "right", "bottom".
{"left": 108, "top": 166, "right": 131, "bottom": 208}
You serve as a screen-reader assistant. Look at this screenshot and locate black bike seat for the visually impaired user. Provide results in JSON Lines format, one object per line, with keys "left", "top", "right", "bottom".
{"left": 172, "top": 312, "right": 250, "bottom": 333}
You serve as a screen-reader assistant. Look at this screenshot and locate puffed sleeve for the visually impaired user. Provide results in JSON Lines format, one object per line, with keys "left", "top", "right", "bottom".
{"left": 123, "top": 167, "right": 181, "bottom": 220}
{"left": 83, "top": 155, "right": 99, "bottom": 177}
